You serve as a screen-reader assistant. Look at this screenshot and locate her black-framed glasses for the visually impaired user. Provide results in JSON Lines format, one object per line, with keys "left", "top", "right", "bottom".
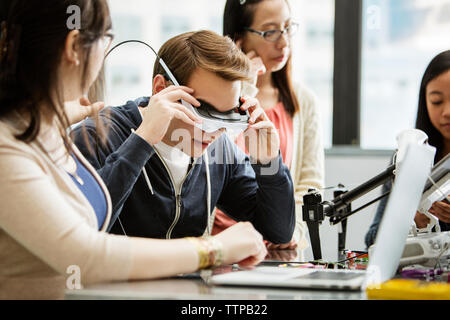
{"left": 79, "top": 30, "right": 115, "bottom": 55}
{"left": 244, "top": 22, "right": 299, "bottom": 42}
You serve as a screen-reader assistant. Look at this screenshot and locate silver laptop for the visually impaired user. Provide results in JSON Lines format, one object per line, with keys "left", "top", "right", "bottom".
{"left": 210, "top": 143, "right": 436, "bottom": 291}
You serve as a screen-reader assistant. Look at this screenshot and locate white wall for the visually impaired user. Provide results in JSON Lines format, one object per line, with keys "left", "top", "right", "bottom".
{"left": 303, "top": 150, "right": 393, "bottom": 262}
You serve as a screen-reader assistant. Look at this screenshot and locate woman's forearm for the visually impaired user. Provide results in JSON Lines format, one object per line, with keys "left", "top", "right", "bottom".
{"left": 128, "top": 237, "right": 198, "bottom": 280}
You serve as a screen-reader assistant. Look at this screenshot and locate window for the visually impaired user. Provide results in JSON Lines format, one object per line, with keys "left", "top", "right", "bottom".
{"left": 360, "top": 0, "right": 450, "bottom": 149}
{"left": 290, "top": 0, "right": 335, "bottom": 148}
{"left": 103, "top": 0, "right": 450, "bottom": 150}
{"left": 105, "top": 0, "right": 335, "bottom": 148}
{"left": 105, "top": 0, "right": 226, "bottom": 106}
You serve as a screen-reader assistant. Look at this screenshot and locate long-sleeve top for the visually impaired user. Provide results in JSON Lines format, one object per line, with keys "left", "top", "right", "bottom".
{"left": 0, "top": 115, "right": 133, "bottom": 299}
{"left": 72, "top": 97, "right": 296, "bottom": 243}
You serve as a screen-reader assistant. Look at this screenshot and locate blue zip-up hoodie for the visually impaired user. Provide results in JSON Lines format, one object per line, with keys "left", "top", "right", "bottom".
{"left": 72, "top": 97, "right": 295, "bottom": 243}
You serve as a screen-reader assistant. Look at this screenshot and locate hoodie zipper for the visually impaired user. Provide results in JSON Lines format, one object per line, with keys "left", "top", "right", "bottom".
{"left": 152, "top": 147, "right": 195, "bottom": 239}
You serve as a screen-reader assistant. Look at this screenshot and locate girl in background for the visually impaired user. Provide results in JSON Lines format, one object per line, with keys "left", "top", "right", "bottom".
{"left": 365, "top": 50, "right": 450, "bottom": 248}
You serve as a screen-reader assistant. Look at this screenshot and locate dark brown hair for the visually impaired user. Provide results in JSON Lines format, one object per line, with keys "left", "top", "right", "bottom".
{"left": 153, "top": 30, "right": 251, "bottom": 85}
{"left": 0, "top": 0, "right": 111, "bottom": 146}
{"left": 416, "top": 50, "right": 450, "bottom": 163}
{"left": 223, "top": 0, "right": 299, "bottom": 117}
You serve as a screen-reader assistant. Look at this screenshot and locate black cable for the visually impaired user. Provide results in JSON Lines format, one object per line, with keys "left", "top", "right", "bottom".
{"left": 102, "top": 39, "right": 161, "bottom": 237}
{"left": 331, "top": 191, "right": 391, "bottom": 224}
{"left": 105, "top": 39, "right": 160, "bottom": 60}
{"left": 104, "top": 39, "right": 178, "bottom": 86}
{"left": 347, "top": 191, "right": 390, "bottom": 216}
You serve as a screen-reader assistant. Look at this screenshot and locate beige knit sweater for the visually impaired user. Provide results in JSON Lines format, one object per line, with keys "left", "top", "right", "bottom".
{"left": 0, "top": 115, "right": 133, "bottom": 299}
{"left": 290, "top": 84, "right": 325, "bottom": 254}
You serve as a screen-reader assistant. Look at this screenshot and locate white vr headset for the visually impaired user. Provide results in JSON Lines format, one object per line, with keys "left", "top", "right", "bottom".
{"left": 105, "top": 40, "right": 250, "bottom": 134}
{"left": 159, "top": 59, "right": 250, "bottom": 134}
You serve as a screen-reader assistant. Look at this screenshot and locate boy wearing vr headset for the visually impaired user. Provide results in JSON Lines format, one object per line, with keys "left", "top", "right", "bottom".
{"left": 72, "top": 30, "right": 295, "bottom": 245}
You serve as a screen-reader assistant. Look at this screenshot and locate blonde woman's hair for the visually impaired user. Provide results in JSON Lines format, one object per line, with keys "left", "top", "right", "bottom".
{"left": 153, "top": 30, "right": 251, "bottom": 85}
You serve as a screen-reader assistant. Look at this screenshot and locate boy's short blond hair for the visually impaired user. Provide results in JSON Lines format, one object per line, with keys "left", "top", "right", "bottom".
{"left": 153, "top": 30, "right": 251, "bottom": 85}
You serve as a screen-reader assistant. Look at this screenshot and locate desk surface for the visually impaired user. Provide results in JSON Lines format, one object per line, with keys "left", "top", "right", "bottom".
{"left": 65, "top": 250, "right": 367, "bottom": 300}
{"left": 65, "top": 276, "right": 366, "bottom": 300}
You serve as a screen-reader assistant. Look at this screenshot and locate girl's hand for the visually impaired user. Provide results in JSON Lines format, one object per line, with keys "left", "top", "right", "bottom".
{"left": 64, "top": 96, "right": 105, "bottom": 126}
{"left": 236, "top": 40, "right": 266, "bottom": 86}
{"left": 415, "top": 199, "right": 450, "bottom": 228}
{"left": 429, "top": 200, "right": 450, "bottom": 223}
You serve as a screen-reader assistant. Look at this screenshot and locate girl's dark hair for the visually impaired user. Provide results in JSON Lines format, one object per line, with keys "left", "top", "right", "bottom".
{"left": 223, "top": 0, "right": 299, "bottom": 117}
{"left": 0, "top": 0, "right": 111, "bottom": 145}
{"left": 416, "top": 50, "right": 450, "bottom": 162}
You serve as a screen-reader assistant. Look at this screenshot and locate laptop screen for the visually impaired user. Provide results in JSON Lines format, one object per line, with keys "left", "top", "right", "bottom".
{"left": 365, "top": 143, "right": 436, "bottom": 287}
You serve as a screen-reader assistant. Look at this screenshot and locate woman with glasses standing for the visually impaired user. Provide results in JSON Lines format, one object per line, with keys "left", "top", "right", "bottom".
{"left": 213, "top": 0, "right": 324, "bottom": 258}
